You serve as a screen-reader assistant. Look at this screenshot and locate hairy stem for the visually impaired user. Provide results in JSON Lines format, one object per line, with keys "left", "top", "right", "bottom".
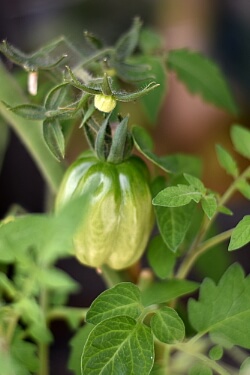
{"left": 176, "top": 228, "right": 233, "bottom": 279}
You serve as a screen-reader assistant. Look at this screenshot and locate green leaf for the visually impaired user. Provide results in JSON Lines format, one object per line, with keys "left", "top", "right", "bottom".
{"left": 142, "top": 279, "right": 199, "bottom": 307}
{"left": 132, "top": 126, "right": 172, "bottom": 173}
{"left": 136, "top": 56, "right": 167, "bottom": 123}
{"left": 215, "top": 144, "right": 239, "bottom": 178}
{"left": 139, "top": 28, "right": 164, "bottom": 55}
{"left": 153, "top": 185, "right": 202, "bottom": 207}
{"left": 37, "top": 268, "right": 79, "bottom": 293}
{"left": 217, "top": 205, "right": 233, "bottom": 216}
{"left": 43, "top": 118, "right": 65, "bottom": 161}
{"left": 228, "top": 215, "right": 250, "bottom": 251}
{"left": 188, "top": 263, "right": 250, "bottom": 348}
{"left": 188, "top": 363, "right": 213, "bottom": 375}
{"left": 209, "top": 345, "right": 223, "bottom": 361}
{"left": 11, "top": 337, "right": 39, "bottom": 373}
{"left": 0, "top": 195, "right": 92, "bottom": 265}
{"left": 201, "top": 194, "right": 217, "bottom": 219}
{"left": 14, "top": 298, "right": 52, "bottom": 343}
{"left": 147, "top": 235, "right": 176, "bottom": 279}
{"left": 86, "top": 282, "right": 143, "bottom": 325}
{"left": 155, "top": 203, "right": 195, "bottom": 252}
{"left": 231, "top": 124, "right": 250, "bottom": 159}
{"left": 150, "top": 306, "right": 185, "bottom": 344}
{"left": 81, "top": 316, "right": 154, "bottom": 375}
{"left": 115, "top": 17, "right": 142, "bottom": 61}
{"left": 184, "top": 173, "right": 205, "bottom": 192}
{"left": 68, "top": 324, "right": 94, "bottom": 375}
{"left": 4, "top": 103, "right": 46, "bottom": 120}
{"left": 112, "top": 60, "right": 152, "bottom": 83}
{"left": 167, "top": 49, "right": 238, "bottom": 115}
{"left": 236, "top": 179, "right": 250, "bottom": 200}
{"left": 0, "top": 272, "right": 16, "bottom": 297}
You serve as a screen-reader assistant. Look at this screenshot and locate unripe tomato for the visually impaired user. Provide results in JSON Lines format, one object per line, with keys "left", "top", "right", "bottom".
{"left": 55, "top": 151, "right": 154, "bottom": 270}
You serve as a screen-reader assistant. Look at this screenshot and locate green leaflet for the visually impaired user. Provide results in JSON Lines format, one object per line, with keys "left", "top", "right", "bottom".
{"left": 86, "top": 282, "right": 143, "bottom": 325}
{"left": 188, "top": 263, "right": 250, "bottom": 348}
{"left": 167, "top": 48, "right": 239, "bottom": 115}
{"left": 231, "top": 124, "right": 250, "bottom": 160}
{"left": 228, "top": 215, "right": 250, "bottom": 251}
{"left": 150, "top": 307, "right": 185, "bottom": 344}
{"left": 81, "top": 316, "right": 154, "bottom": 375}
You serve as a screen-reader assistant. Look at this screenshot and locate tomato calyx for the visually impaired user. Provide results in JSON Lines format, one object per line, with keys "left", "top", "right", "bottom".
{"left": 85, "top": 113, "right": 134, "bottom": 165}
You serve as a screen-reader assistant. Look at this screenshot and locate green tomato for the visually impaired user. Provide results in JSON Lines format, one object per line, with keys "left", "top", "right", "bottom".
{"left": 56, "top": 151, "right": 154, "bottom": 270}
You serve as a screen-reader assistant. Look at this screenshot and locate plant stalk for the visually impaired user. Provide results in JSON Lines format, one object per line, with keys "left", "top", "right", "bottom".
{"left": 0, "top": 62, "right": 65, "bottom": 193}
{"left": 39, "top": 287, "right": 49, "bottom": 375}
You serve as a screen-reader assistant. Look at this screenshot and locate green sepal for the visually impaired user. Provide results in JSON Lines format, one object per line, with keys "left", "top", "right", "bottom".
{"left": 111, "top": 60, "right": 153, "bottom": 83}
{"left": 107, "top": 116, "right": 133, "bottom": 164}
{"left": 95, "top": 114, "right": 112, "bottom": 161}
{"left": 2, "top": 101, "right": 46, "bottom": 120}
{"left": 101, "top": 73, "right": 113, "bottom": 95}
{"left": 83, "top": 30, "right": 103, "bottom": 49}
{"left": 43, "top": 118, "right": 65, "bottom": 161}
{"left": 115, "top": 17, "right": 142, "bottom": 61}
{"left": 65, "top": 66, "right": 101, "bottom": 94}
{"left": 44, "top": 82, "right": 69, "bottom": 111}
{"left": 0, "top": 40, "right": 67, "bottom": 71}
{"left": 83, "top": 118, "right": 100, "bottom": 150}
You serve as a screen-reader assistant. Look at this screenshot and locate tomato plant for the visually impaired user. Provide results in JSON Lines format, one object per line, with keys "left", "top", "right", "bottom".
{"left": 0, "top": 17, "right": 250, "bottom": 375}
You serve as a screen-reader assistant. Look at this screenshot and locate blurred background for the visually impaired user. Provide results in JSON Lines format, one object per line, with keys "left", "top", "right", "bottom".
{"left": 0, "top": 0, "right": 250, "bottom": 373}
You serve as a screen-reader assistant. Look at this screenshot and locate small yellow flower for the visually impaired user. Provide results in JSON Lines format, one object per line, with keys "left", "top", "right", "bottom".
{"left": 94, "top": 94, "right": 116, "bottom": 113}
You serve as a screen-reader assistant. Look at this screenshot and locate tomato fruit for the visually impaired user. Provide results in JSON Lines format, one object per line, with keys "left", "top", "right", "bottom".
{"left": 56, "top": 151, "right": 154, "bottom": 270}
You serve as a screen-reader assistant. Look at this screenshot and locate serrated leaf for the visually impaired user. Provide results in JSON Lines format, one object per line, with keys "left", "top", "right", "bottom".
{"left": 236, "top": 179, "right": 250, "bottom": 199}
{"left": 142, "top": 279, "right": 199, "bottom": 307}
{"left": 150, "top": 306, "right": 185, "bottom": 344}
{"left": 86, "top": 282, "right": 143, "bottom": 325}
{"left": 228, "top": 215, "right": 250, "bottom": 251}
{"left": 68, "top": 324, "right": 94, "bottom": 375}
{"left": 153, "top": 185, "right": 202, "bottom": 207}
{"left": 188, "top": 263, "right": 250, "bottom": 348}
{"left": 43, "top": 118, "right": 65, "bottom": 161}
{"left": 167, "top": 49, "right": 238, "bottom": 115}
{"left": 184, "top": 173, "right": 205, "bottom": 192}
{"left": 81, "top": 316, "right": 154, "bottom": 375}
{"left": 155, "top": 203, "right": 195, "bottom": 252}
{"left": 201, "top": 194, "right": 217, "bottom": 219}
{"left": 147, "top": 235, "right": 176, "bottom": 279}
{"left": 216, "top": 144, "right": 239, "bottom": 178}
{"left": 231, "top": 124, "right": 250, "bottom": 159}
